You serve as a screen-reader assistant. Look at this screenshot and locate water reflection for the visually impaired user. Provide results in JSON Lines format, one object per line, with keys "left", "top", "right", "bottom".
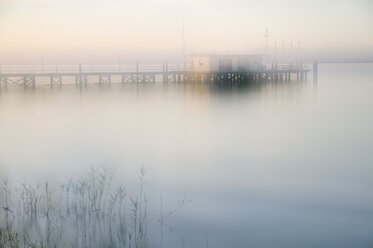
{"left": 0, "top": 64, "right": 373, "bottom": 248}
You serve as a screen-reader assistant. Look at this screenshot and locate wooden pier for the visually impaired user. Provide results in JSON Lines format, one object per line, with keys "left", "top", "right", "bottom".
{"left": 0, "top": 62, "right": 315, "bottom": 89}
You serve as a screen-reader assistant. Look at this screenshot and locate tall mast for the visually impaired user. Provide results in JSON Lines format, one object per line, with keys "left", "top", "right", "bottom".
{"left": 182, "top": 18, "right": 186, "bottom": 68}
{"left": 264, "top": 28, "right": 269, "bottom": 65}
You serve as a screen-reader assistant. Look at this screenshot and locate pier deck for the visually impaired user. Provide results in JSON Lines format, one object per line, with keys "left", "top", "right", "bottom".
{"left": 0, "top": 63, "right": 313, "bottom": 88}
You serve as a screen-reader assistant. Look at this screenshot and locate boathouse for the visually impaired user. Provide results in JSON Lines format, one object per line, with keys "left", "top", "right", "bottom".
{"left": 192, "top": 54, "right": 265, "bottom": 73}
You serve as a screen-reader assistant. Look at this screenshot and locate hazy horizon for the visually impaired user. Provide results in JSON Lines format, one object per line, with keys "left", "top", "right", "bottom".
{"left": 0, "top": 0, "right": 372, "bottom": 64}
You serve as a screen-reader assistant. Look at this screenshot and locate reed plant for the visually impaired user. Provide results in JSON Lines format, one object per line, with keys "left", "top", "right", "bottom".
{"left": 0, "top": 167, "right": 148, "bottom": 248}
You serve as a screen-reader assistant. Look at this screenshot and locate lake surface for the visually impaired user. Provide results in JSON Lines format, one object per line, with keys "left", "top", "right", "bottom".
{"left": 1, "top": 63, "right": 373, "bottom": 247}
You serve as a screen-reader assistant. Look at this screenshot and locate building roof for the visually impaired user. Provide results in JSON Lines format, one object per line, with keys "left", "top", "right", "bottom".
{"left": 192, "top": 54, "right": 264, "bottom": 57}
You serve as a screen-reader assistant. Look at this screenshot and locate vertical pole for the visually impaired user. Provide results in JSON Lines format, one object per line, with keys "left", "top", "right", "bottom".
{"left": 166, "top": 62, "right": 168, "bottom": 84}
{"left": 162, "top": 62, "right": 165, "bottom": 83}
{"left": 78, "top": 64, "right": 82, "bottom": 86}
{"left": 41, "top": 56, "right": 44, "bottom": 73}
{"left": 265, "top": 28, "right": 269, "bottom": 66}
{"left": 296, "top": 63, "right": 300, "bottom": 82}
{"left": 121, "top": 74, "right": 125, "bottom": 84}
{"left": 50, "top": 76, "right": 54, "bottom": 88}
{"left": 32, "top": 76, "right": 35, "bottom": 89}
{"left": 182, "top": 19, "right": 186, "bottom": 73}
{"left": 136, "top": 62, "right": 139, "bottom": 84}
{"left": 313, "top": 60, "right": 318, "bottom": 83}
{"left": 178, "top": 64, "right": 181, "bottom": 82}
{"left": 118, "top": 56, "right": 121, "bottom": 72}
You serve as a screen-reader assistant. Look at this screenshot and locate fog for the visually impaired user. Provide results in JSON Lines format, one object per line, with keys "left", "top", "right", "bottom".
{"left": 0, "top": 0, "right": 372, "bottom": 64}
{"left": 1, "top": 1, "right": 373, "bottom": 247}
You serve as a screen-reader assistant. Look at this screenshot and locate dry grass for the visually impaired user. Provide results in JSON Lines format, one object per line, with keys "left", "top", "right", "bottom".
{"left": 0, "top": 167, "right": 147, "bottom": 248}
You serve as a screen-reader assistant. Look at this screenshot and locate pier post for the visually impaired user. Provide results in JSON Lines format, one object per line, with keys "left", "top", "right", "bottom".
{"left": 163, "top": 62, "right": 168, "bottom": 84}
{"left": 166, "top": 61, "right": 168, "bottom": 83}
{"left": 296, "top": 62, "right": 300, "bottom": 82}
{"left": 313, "top": 60, "right": 318, "bottom": 83}
{"left": 136, "top": 62, "right": 139, "bottom": 84}
{"left": 32, "top": 76, "right": 36, "bottom": 89}
{"left": 162, "top": 62, "right": 165, "bottom": 82}
{"left": 3, "top": 77, "right": 7, "bottom": 89}
{"left": 178, "top": 64, "right": 181, "bottom": 82}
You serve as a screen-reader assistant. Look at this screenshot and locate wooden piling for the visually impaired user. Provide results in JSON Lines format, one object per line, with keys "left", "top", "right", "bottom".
{"left": 136, "top": 62, "right": 139, "bottom": 84}
{"left": 313, "top": 60, "right": 318, "bottom": 83}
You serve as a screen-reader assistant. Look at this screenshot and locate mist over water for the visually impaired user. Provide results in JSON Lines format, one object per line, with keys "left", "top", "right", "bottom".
{"left": 1, "top": 63, "right": 373, "bottom": 247}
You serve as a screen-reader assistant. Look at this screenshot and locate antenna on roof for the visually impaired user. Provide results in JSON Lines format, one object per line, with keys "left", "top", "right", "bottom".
{"left": 182, "top": 18, "right": 186, "bottom": 68}
{"left": 264, "top": 28, "right": 269, "bottom": 66}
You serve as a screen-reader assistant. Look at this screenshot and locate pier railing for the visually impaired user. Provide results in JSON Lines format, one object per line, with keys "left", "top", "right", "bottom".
{"left": 265, "top": 63, "right": 311, "bottom": 71}
{"left": 0, "top": 64, "right": 187, "bottom": 74}
{"left": 0, "top": 62, "right": 316, "bottom": 88}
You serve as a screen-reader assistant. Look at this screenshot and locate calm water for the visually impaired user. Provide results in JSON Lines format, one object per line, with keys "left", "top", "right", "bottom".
{"left": 1, "top": 63, "right": 373, "bottom": 247}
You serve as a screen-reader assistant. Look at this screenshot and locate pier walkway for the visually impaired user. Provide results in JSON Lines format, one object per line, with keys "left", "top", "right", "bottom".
{"left": 0, "top": 63, "right": 313, "bottom": 88}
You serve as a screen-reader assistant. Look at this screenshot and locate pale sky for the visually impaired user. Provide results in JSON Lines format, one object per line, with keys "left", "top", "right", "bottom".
{"left": 0, "top": 0, "right": 372, "bottom": 64}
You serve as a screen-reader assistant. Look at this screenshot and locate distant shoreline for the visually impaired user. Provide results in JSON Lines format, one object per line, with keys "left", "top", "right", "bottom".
{"left": 317, "top": 61, "right": 373, "bottom": 64}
